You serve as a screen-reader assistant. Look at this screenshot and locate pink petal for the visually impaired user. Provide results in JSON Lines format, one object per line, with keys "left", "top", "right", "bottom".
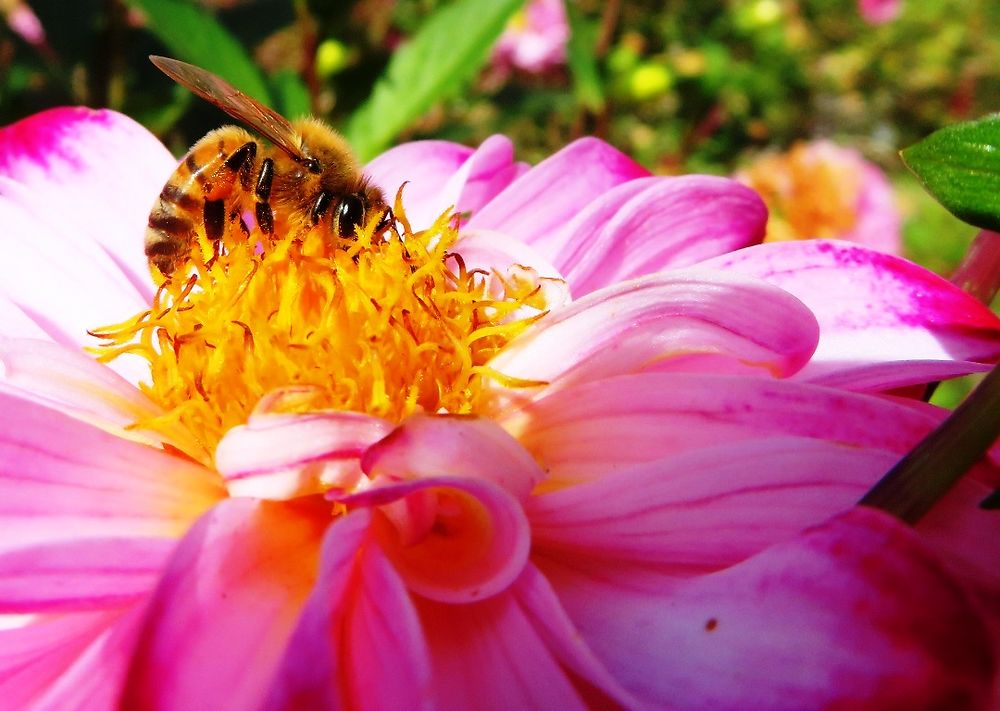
{"left": 0, "top": 391, "right": 222, "bottom": 553}
{"left": 0, "top": 537, "right": 172, "bottom": 613}
{"left": 0, "top": 175, "right": 149, "bottom": 352}
{"left": 0, "top": 293, "right": 48, "bottom": 341}
{"left": 4, "top": 603, "right": 146, "bottom": 710}
{"left": 502, "top": 371, "right": 942, "bottom": 484}
{"left": 540, "top": 507, "right": 995, "bottom": 709}
{"left": 366, "top": 136, "right": 525, "bottom": 231}
{"left": 701, "top": 240, "right": 1000, "bottom": 389}
{"left": 0, "top": 107, "right": 175, "bottom": 305}
{"left": 529, "top": 437, "right": 898, "bottom": 573}
{"left": 264, "top": 510, "right": 431, "bottom": 710}
{"left": 216, "top": 409, "right": 392, "bottom": 500}
{"left": 453, "top": 228, "right": 565, "bottom": 283}
{"left": 0, "top": 337, "right": 171, "bottom": 447}
{"left": 415, "top": 587, "right": 590, "bottom": 709}
{"left": 484, "top": 271, "right": 819, "bottom": 410}
{"left": 799, "top": 359, "right": 994, "bottom": 391}
{"left": 467, "top": 137, "right": 650, "bottom": 248}
{"left": 918, "top": 475, "right": 1000, "bottom": 608}
{"left": 0, "top": 610, "right": 125, "bottom": 708}
{"left": 365, "top": 140, "right": 473, "bottom": 229}
{"left": 445, "top": 134, "right": 526, "bottom": 221}
{"left": 510, "top": 565, "right": 643, "bottom": 708}
{"left": 554, "top": 176, "right": 767, "bottom": 297}
{"left": 122, "top": 498, "right": 328, "bottom": 711}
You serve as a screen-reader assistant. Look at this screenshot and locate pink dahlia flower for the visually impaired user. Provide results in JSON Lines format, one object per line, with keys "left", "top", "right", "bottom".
{"left": 491, "top": 0, "right": 568, "bottom": 75}
{"left": 737, "top": 140, "right": 902, "bottom": 255}
{"left": 858, "top": 0, "right": 902, "bottom": 25}
{"left": 1, "top": 107, "right": 999, "bottom": 709}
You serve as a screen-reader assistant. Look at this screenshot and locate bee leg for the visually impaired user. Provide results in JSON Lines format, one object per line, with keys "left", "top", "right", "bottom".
{"left": 228, "top": 142, "right": 257, "bottom": 190}
{"left": 200, "top": 141, "right": 257, "bottom": 240}
{"left": 204, "top": 199, "right": 225, "bottom": 241}
{"left": 254, "top": 158, "right": 274, "bottom": 235}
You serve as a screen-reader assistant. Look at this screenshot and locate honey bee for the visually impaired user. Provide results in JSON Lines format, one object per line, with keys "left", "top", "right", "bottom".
{"left": 145, "top": 55, "right": 387, "bottom": 276}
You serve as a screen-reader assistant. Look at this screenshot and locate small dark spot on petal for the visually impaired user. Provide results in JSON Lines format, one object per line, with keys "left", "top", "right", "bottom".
{"left": 705, "top": 618, "right": 718, "bottom": 632}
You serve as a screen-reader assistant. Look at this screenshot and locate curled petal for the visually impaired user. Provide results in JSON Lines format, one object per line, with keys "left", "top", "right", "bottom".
{"left": 337, "top": 476, "right": 530, "bottom": 604}
{"left": 216, "top": 409, "right": 392, "bottom": 500}
{"left": 123, "top": 498, "right": 328, "bottom": 711}
{"left": 541, "top": 507, "right": 995, "bottom": 709}
{"left": 553, "top": 176, "right": 767, "bottom": 296}
{"left": 0, "top": 392, "right": 222, "bottom": 553}
{"left": 468, "top": 137, "right": 649, "bottom": 248}
{"left": 702, "top": 240, "right": 1000, "bottom": 388}
{"left": 265, "top": 510, "right": 431, "bottom": 711}
{"left": 362, "top": 414, "right": 545, "bottom": 500}
{"left": 485, "top": 271, "right": 819, "bottom": 409}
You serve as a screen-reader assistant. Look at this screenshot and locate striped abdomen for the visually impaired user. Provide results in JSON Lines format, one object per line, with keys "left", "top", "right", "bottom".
{"left": 145, "top": 126, "right": 258, "bottom": 276}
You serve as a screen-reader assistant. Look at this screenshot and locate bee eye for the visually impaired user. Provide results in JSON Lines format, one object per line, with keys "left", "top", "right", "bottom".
{"left": 336, "top": 194, "right": 367, "bottom": 237}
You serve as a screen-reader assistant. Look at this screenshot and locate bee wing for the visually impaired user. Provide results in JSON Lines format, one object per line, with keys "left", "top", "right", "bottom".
{"left": 150, "top": 55, "right": 306, "bottom": 161}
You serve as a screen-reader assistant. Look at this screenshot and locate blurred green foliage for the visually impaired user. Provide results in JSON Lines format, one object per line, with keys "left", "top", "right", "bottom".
{"left": 1, "top": 0, "right": 998, "bottom": 275}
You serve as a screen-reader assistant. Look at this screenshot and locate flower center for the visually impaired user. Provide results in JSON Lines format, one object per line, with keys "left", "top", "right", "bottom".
{"left": 93, "top": 196, "right": 548, "bottom": 463}
{"left": 741, "top": 142, "right": 861, "bottom": 242}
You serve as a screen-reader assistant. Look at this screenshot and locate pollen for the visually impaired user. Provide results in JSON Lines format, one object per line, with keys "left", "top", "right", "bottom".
{"left": 92, "top": 193, "right": 549, "bottom": 463}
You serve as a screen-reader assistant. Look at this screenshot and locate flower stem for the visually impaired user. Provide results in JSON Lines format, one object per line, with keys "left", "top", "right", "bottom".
{"left": 860, "top": 364, "right": 1000, "bottom": 523}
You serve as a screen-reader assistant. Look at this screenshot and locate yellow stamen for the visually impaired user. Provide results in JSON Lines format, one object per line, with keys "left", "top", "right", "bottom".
{"left": 93, "top": 194, "right": 550, "bottom": 464}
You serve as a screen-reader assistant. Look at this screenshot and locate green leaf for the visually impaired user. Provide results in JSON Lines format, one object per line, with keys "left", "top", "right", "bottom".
{"left": 344, "top": 0, "right": 524, "bottom": 161}
{"left": 901, "top": 114, "right": 1000, "bottom": 232}
{"left": 565, "top": 1, "right": 605, "bottom": 112}
{"left": 125, "top": 0, "right": 271, "bottom": 104}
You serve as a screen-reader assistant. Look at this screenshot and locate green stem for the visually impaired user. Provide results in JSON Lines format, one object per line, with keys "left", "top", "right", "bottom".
{"left": 860, "top": 364, "right": 1000, "bottom": 523}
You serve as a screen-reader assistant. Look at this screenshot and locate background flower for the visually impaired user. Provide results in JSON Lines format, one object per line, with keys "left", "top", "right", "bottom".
{"left": 490, "top": 0, "right": 569, "bottom": 75}
{"left": 737, "top": 140, "right": 902, "bottom": 254}
{"left": 859, "top": 0, "right": 903, "bottom": 24}
{"left": 0, "top": 108, "right": 998, "bottom": 709}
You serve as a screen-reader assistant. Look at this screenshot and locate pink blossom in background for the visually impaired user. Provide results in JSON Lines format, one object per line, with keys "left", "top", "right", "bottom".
{"left": 1, "top": 0, "right": 45, "bottom": 46}
{"left": 737, "top": 140, "right": 902, "bottom": 255}
{"left": 859, "top": 0, "right": 902, "bottom": 25}
{"left": 1, "top": 108, "right": 999, "bottom": 709}
{"left": 491, "top": 0, "right": 568, "bottom": 74}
